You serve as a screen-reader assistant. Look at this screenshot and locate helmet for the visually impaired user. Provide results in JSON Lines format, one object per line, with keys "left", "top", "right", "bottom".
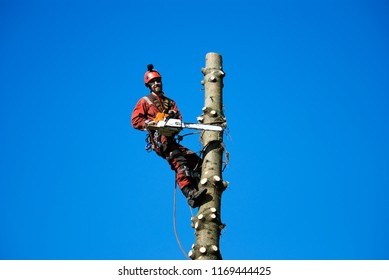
{"left": 144, "top": 64, "right": 162, "bottom": 86}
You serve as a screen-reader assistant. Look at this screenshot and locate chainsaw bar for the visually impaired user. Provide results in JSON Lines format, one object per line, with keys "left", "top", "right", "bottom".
{"left": 182, "top": 122, "right": 223, "bottom": 131}
{"left": 148, "top": 118, "right": 223, "bottom": 136}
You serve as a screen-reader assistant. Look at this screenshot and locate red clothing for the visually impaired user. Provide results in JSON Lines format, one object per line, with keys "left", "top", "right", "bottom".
{"left": 131, "top": 93, "right": 181, "bottom": 130}
{"left": 131, "top": 93, "right": 201, "bottom": 190}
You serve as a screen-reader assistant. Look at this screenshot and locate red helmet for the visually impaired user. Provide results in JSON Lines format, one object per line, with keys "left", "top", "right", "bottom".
{"left": 144, "top": 64, "right": 162, "bottom": 86}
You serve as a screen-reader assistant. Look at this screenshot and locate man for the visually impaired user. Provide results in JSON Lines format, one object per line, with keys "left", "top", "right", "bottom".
{"left": 131, "top": 64, "right": 206, "bottom": 208}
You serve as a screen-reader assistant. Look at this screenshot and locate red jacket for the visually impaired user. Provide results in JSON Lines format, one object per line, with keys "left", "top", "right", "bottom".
{"left": 131, "top": 93, "right": 182, "bottom": 130}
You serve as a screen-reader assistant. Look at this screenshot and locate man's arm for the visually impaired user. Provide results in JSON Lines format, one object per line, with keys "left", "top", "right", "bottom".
{"left": 131, "top": 99, "right": 151, "bottom": 130}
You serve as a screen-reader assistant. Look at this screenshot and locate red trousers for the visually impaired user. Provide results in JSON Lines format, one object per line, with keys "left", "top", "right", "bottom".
{"left": 160, "top": 140, "right": 202, "bottom": 190}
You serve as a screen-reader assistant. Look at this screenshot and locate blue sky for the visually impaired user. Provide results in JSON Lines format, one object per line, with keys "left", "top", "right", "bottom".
{"left": 1, "top": 0, "right": 388, "bottom": 260}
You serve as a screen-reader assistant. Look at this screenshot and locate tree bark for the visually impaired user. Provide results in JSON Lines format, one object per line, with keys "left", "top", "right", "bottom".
{"left": 189, "top": 52, "right": 227, "bottom": 260}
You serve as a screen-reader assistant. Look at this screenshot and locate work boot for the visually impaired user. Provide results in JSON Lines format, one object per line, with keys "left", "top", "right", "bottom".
{"left": 181, "top": 185, "right": 207, "bottom": 208}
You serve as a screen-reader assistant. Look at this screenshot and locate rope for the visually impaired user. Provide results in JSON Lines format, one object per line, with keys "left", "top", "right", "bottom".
{"left": 176, "top": 131, "right": 201, "bottom": 144}
{"left": 171, "top": 130, "right": 204, "bottom": 259}
{"left": 173, "top": 182, "right": 191, "bottom": 260}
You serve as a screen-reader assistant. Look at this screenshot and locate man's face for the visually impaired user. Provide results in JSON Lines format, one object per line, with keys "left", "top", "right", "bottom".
{"left": 148, "top": 78, "right": 163, "bottom": 94}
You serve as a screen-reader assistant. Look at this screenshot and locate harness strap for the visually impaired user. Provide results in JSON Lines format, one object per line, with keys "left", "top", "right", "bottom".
{"left": 142, "top": 96, "right": 153, "bottom": 105}
{"left": 146, "top": 93, "right": 172, "bottom": 113}
{"left": 143, "top": 94, "right": 174, "bottom": 156}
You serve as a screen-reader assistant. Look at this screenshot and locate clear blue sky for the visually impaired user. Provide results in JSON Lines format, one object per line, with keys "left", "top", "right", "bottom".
{"left": 1, "top": 0, "right": 388, "bottom": 260}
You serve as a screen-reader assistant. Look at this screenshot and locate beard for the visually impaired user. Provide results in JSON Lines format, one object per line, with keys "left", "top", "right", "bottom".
{"left": 151, "top": 84, "right": 163, "bottom": 94}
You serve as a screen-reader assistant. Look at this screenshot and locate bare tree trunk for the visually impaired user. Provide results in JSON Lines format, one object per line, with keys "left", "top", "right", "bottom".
{"left": 189, "top": 52, "right": 227, "bottom": 260}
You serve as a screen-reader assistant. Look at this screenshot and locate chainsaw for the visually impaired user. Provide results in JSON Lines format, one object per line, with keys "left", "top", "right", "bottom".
{"left": 147, "top": 112, "right": 223, "bottom": 136}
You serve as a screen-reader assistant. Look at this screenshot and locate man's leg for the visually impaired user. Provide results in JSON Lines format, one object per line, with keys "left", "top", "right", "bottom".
{"left": 166, "top": 146, "right": 206, "bottom": 208}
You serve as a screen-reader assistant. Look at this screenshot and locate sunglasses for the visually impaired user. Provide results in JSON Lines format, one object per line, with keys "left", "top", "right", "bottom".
{"left": 148, "top": 78, "right": 162, "bottom": 85}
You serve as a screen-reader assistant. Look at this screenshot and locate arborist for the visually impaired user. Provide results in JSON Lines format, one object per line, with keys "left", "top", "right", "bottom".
{"left": 131, "top": 64, "right": 207, "bottom": 208}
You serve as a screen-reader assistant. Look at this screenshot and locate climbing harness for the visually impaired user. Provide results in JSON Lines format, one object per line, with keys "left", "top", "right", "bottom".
{"left": 143, "top": 93, "right": 172, "bottom": 114}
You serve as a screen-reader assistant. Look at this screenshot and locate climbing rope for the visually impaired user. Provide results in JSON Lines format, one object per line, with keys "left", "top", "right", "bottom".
{"left": 175, "top": 131, "right": 201, "bottom": 144}
{"left": 173, "top": 182, "right": 192, "bottom": 260}
{"left": 172, "top": 132, "right": 199, "bottom": 260}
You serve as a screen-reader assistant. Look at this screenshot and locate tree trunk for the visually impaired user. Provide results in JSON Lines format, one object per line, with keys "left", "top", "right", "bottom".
{"left": 189, "top": 52, "right": 227, "bottom": 260}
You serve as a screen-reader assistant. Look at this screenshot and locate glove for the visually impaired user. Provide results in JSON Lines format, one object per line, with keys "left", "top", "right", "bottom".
{"left": 168, "top": 110, "right": 177, "bottom": 118}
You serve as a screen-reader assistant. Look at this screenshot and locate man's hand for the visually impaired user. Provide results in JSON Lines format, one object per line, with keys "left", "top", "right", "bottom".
{"left": 168, "top": 110, "right": 177, "bottom": 118}
{"left": 144, "top": 120, "right": 157, "bottom": 129}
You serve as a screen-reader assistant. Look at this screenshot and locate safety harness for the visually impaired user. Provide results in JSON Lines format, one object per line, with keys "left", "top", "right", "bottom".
{"left": 143, "top": 93, "right": 173, "bottom": 157}
{"left": 143, "top": 93, "right": 172, "bottom": 114}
